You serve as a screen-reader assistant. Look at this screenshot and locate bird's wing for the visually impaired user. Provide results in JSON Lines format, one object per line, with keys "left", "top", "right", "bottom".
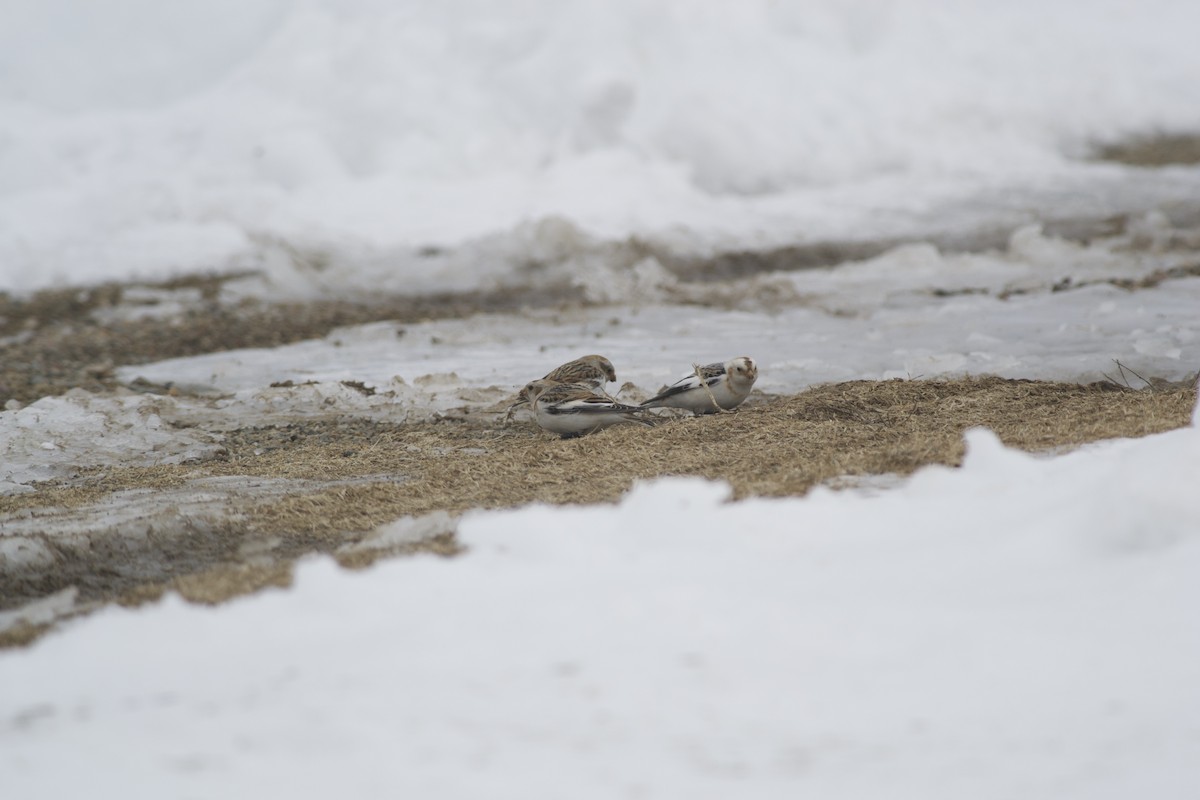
{"left": 543, "top": 391, "right": 641, "bottom": 415}
{"left": 644, "top": 364, "right": 726, "bottom": 403}
{"left": 543, "top": 361, "right": 605, "bottom": 386}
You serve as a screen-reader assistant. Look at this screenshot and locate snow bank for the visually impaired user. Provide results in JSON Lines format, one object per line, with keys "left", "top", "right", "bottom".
{"left": 1, "top": 417, "right": 1198, "bottom": 797}
{"left": 3, "top": 0, "right": 1200, "bottom": 294}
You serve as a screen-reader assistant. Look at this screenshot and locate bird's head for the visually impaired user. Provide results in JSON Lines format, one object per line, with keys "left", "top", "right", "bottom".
{"left": 729, "top": 356, "right": 758, "bottom": 387}
{"left": 582, "top": 354, "right": 617, "bottom": 383}
{"left": 521, "top": 379, "right": 558, "bottom": 408}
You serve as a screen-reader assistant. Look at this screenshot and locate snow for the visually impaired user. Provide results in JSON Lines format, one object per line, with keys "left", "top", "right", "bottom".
{"left": 3, "top": 425, "right": 1200, "bottom": 798}
{"left": 3, "top": 2, "right": 1200, "bottom": 794}
{"left": 0, "top": 391, "right": 225, "bottom": 490}
{"left": 112, "top": 223, "right": 1200, "bottom": 393}
{"left": 119, "top": 270, "right": 1198, "bottom": 397}
{"left": 3, "top": 0, "right": 1200, "bottom": 295}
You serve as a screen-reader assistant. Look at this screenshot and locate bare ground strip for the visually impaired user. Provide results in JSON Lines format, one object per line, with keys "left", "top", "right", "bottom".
{"left": 1, "top": 376, "right": 1194, "bottom": 647}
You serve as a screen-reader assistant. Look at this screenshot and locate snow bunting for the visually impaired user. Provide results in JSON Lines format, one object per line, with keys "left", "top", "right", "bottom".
{"left": 505, "top": 354, "right": 618, "bottom": 420}
{"left": 640, "top": 356, "right": 758, "bottom": 414}
{"left": 522, "top": 379, "right": 651, "bottom": 438}
{"left": 542, "top": 354, "right": 617, "bottom": 388}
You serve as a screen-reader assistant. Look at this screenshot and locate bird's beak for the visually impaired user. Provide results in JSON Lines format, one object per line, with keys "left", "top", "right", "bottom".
{"left": 502, "top": 398, "right": 527, "bottom": 424}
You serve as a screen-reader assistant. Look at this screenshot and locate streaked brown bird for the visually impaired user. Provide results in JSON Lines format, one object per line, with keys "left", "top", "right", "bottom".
{"left": 505, "top": 355, "right": 617, "bottom": 420}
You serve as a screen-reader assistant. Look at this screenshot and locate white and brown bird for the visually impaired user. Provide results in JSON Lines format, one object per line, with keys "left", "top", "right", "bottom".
{"left": 522, "top": 379, "right": 651, "bottom": 438}
{"left": 542, "top": 354, "right": 617, "bottom": 388}
{"left": 640, "top": 356, "right": 758, "bottom": 415}
{"left": 506, "top": 355, "right": 618, "bottom": 419}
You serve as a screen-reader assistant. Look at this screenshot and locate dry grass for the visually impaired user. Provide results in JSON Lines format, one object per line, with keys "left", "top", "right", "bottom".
{"left": 230, "top": 376, "right": 1197, "bottom": 527}
{"left": 6, "top": 376, "right": 1192, "bottom": 527}
{"left": 1094, "top": 132, "right": 1200, "bottom": 166}
{"left": 1, "top": 376, "right": 1194, "bottom": 645}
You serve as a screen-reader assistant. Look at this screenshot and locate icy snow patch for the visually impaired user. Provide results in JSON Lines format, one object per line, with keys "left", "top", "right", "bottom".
{"left": 0, "top": 391, "right": 224, "bottom": 489}
{"left": 116, "top": 251, "right": 1200, "bottom": 405}
{"left": 0, "top": 379, "right": 514, "bottom": 492}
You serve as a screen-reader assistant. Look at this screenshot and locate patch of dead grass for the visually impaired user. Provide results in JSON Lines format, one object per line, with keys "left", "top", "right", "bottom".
{"left": 11, "top": 377, "right": 1195, "bottom": 526}
{"left": 171, "top": 562, "right": 294, "bottom": 605}
{"left": 1, "top": 376, "right": 1194, "bottom": 647}
{"left": 237, "top": 377, "right": 1198, "bottom": 526}
{"left": 1094, "top": 132, "right": 1200, "bottom": 166}
{"left": 0, "top": 620, "right": 50, "bottom": 649}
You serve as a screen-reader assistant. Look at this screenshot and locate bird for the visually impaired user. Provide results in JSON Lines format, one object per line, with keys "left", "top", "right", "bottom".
{"left": 505, "top": 355, "right": 618, "bottom": 421}
{"left": 522, "top": 379, "right": 652, "bottom": 438}
{"left": 640, "top": 356, "right": 758, "bottom": 415}
{"left": 542, "top": 354, "right": 617, "bottom": 388}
